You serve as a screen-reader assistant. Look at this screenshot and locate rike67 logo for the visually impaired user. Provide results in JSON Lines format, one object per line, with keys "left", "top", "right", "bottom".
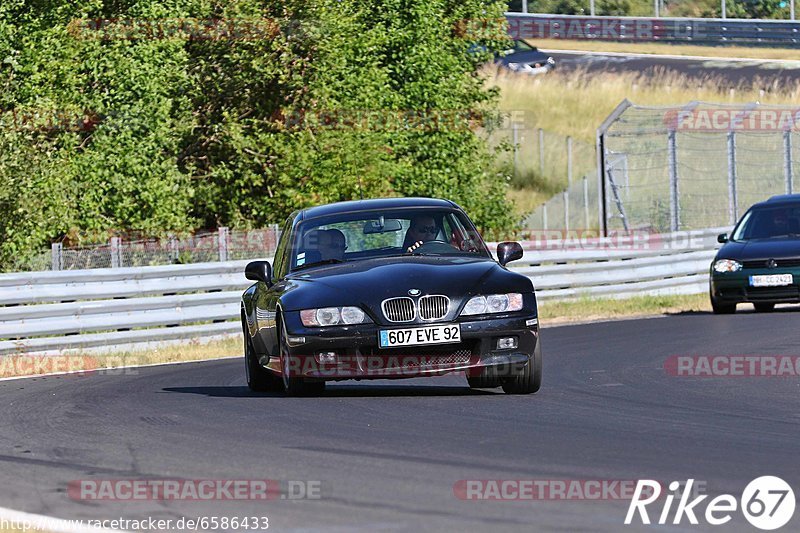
{"left": 626, "top": 477, "right": 795, "bottom": 530}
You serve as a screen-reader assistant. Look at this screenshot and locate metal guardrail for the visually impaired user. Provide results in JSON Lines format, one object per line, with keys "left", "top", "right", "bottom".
{"left": 0, "top": 229, "right": 723, "bottom": 355}
{"left": 505, "top": 13, "right": 800, "bottom": 47}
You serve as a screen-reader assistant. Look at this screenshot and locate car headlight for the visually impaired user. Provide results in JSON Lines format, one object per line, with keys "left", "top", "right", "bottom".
{"left": 507, "top": 62, "right": 521, "bottom": 71}
{"left": 713, "top": 259, "right": 742, "bottom": 273}
{"left": 300, "top": 307, "right": 370, "bottom": 327}
{"left": 460, "top": 293, "right": 523, "bottom": 316}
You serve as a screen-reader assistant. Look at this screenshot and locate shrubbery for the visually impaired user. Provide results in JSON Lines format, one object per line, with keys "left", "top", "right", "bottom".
{"left": 0, "top": 0, "right": 515, "bottom": 269}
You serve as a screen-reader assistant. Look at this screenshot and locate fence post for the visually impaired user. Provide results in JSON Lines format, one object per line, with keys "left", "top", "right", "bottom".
{"left": 785, "top": 130, "right": 794, "bottom": 195}
{"left": 538, "top": 128, "right": 545, "bottom": 176}
{"left": 51, "top": 242, "right": 63, "bottom": 271}
{"left": 522, "top": 0, "right": 528, "bottom": 12}
{"left": 512, "top": 123, "right": 519, "bottom": 176}
{"left": 218, "top": 226, "right": 229, "bottom": 262}
{"left": 110, "top": 237, "right": 121, "bottom": 268}
{"left": 583, "top": 176, "right": 590, "bottom": 229}
{"left": 667, "top": 129, "right": 680, "bottom": 232}
{"left": 567, "top": 136, "right": 573, "bottom": 185}
{"left": 727, "top": 131, "right": 738, "bottom": 225}
{"left": 542, "top": 203, "right": 548, "bottom": 231}
{"left": 563, "top": 191, "right": 570, "bottom": 232}
{"left": 169, "top": 234, "right": 179, "bottom": 263}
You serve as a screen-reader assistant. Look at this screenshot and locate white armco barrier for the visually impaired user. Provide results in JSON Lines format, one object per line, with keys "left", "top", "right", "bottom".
{"left": 0, "top": 227, "right": 724, "bottom": 355}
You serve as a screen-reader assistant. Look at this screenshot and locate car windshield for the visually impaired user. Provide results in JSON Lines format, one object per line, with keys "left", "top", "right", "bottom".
{"left": 289, "top": 208, "right": 491, "bottom": 271}
{"left": 732, "top": 205, "right": 800, "bottom": 241}
{"left": 513, "top": 40, "right": 537, "bottom": 52}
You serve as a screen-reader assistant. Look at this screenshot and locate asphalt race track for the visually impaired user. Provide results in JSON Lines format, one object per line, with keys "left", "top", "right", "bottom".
{"left": 547, "top": 50, "right": 800, "bottom": 87}
{"left": 1, "top": 310, "right": 799, "bottom": 532}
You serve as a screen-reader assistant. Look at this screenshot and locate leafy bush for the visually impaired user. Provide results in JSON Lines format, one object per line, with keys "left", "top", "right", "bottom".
{"left": 0, "top": 0, "right": 515, "bottom": 270}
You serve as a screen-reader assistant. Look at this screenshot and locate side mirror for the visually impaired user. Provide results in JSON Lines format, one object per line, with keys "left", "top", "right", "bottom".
{"left": 245, "top": 261, "right": 272, "bottom": 284}
{"left": 717, "top": 233, "right": 728, "bottom": 244}
{"left": 497, "top": 242, "right": 523, "bottom": 266}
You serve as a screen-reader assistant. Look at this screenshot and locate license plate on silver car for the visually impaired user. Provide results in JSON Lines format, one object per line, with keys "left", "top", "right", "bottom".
{"left": 750, "top": 274, "right": 793, "bottom": 287}
{"left": 379, "top": 324, "right": 461, "bottom": 348}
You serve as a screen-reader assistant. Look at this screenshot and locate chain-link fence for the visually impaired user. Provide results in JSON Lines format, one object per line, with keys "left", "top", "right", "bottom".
{"left": 522, "top": 173, "right": 601, "bottom": 231}
{"left": 488, "top": 110, "right": 597, "bottom": 229}
{"left": 599, "top": 101, "right": 800, "bottom": 234}
{"left": 12, "top": 226, "right": 281, "bottom": 273}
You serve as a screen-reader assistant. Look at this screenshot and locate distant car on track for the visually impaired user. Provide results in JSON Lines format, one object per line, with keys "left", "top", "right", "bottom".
{"left": 710, "top": 194, "right": 800, "bottom": 314}
{"left": 241, "top": 197, "right": 542, "bottom": 395}
{"left": 497, "top": 40, "right": 555, "bottom": 75}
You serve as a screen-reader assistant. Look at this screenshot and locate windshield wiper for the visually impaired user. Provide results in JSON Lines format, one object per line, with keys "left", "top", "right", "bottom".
{"left": 293, "top": 258, "right": 345, "bottom": 271}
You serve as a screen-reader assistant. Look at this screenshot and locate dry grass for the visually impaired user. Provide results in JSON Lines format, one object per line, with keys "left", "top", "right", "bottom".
{"left": 538, "top": 292, "right": 711, "bottom": 324}
{"left": 533, "top": 38, "right": 800, "bottom": 61}
{"left": 491, "top": 67, "right": 800, "bottom": 144}
{"left": 507, "top": 187, "right": 553, "bottom": 219}
{"left": 0, "top": 336, "right": 241, "bottom": 379}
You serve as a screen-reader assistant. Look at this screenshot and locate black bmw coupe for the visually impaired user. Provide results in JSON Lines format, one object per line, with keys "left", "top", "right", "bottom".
{"left": 241, "top": 197, "right": 541, "bottom": 395}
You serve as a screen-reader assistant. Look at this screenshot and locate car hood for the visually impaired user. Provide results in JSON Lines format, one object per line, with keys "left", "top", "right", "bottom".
{"left": 716, "top": 239, "right": 800, "bottom": 261}
{"left": 280, "top": 255, "right": 533, "bottom": 311}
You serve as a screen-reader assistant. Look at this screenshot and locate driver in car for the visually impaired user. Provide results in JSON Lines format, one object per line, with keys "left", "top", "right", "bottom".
{"left": 405, "top": 215, "right": 439, "bottom": 252}
{"left": 319, "top": 229, "right": 347, "bottom": 261}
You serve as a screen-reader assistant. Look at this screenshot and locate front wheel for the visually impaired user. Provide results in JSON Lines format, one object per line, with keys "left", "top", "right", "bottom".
{"left": 711, "top": 293, "right": 736, "bottom": 315}
{"left": 278, "top": 315, "right": 325, "bottom": 396}
{"left": 243, "top": 315, "right": 282, "bottom": 392}
{"left": 502, "top": 339, "right": 542, "bottom": 395}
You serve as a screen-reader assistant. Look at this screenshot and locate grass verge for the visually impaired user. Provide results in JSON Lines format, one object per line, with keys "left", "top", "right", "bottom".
{"left": 0, "top": 295, "right": 716, "bottom": 380}
{"left": 538, "top": 293, "right": 711, "bottom": 325}
{"left": 0, "top": 336, "right": 241, "bottom": 379}
{"left": 532, "top": 39, "right": 800, "bottom": 62}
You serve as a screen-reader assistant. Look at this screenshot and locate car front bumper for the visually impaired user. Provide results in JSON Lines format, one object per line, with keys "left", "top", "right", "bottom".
{"left": 277, "top": 314, "right": 540, "bottom": 381}
{"left": 711, "top": 268, "right": 800, "bottom": 304}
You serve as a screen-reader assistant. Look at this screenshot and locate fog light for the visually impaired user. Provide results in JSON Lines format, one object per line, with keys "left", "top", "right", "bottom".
{"left": 497, "top": 337, "right": 517, "bottom": 350}
{"left": 315, "top": 352, "right": 337, "bottom": 364}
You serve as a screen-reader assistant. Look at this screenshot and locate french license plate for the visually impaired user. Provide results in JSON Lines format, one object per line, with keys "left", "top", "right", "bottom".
{"left": 749, "top": 274, "right": 793, "bottom": 287}
{"left": 379, "top": 324, "right": 461, "bottom": 348}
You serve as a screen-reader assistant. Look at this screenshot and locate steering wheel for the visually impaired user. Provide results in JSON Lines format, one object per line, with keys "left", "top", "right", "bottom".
{"left": 408, "top": 240, "right": 459, "bottom": 254}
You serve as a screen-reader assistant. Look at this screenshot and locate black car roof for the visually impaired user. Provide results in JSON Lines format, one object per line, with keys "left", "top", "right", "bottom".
{"left": 299, "top": 197, "right": 457, "bottom": 220}
{"left": 751, "top": 194, "right": 800, "bottom": 209}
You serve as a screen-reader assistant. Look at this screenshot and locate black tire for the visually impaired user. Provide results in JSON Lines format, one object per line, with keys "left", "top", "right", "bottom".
{"left": 243, "top": 315, "right": 281, "bottom": 392}
{"left": 711, "top": 295, "right": 736, "bottom": 315}
{"left": 467, "top": 375, "right": 503, "bottom": 389}
{"left": 278, "top": 315, "right": 325, "bottom": 396}
{"left": 753, "top": 302, "right": 775, "bottom": 313}
{"left": 502, "top": 339, "right": 542, "bottom": 395}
